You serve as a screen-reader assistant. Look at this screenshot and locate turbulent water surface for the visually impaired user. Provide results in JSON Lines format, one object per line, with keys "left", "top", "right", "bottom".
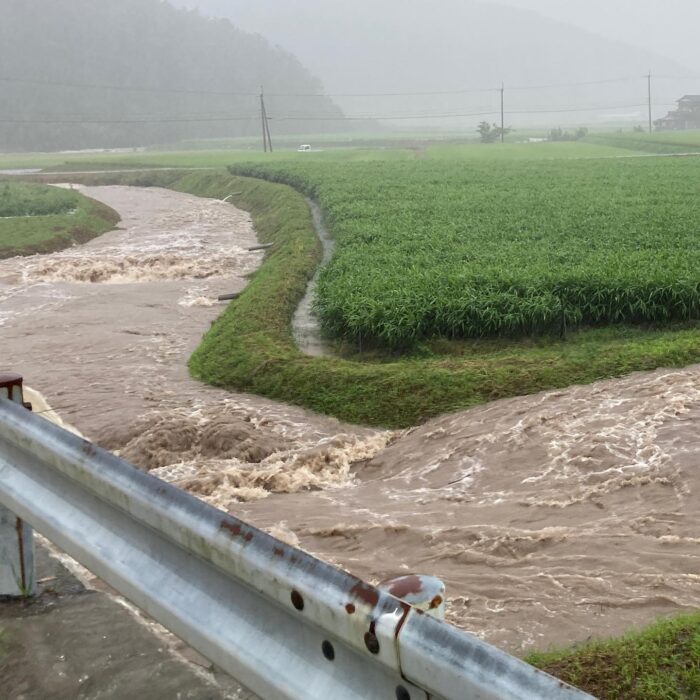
{"left": 1, "top": 184, "right": 698, "bottom": 656}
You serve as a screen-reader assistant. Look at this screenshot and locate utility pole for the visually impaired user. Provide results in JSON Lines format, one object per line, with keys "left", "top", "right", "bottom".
{"left": 647, "top": 71, "right": 653, "bottom": 134}
{"left": 500, "top": 83, "right": 505, "bottom": 143}
{"left": 260, "top": 87, "right": 268, "bottom": 153}
{"left": 264, "top": 101, "right": 273, "bottom": 153}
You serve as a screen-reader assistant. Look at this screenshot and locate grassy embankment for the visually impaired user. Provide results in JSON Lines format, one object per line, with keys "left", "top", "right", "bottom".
{"left": 584, "top": 129, "right": 700, "bottom": 155}
{"left": 0, "top": 181, "right": 119, "bottom": 258}
{"left": 47, "top": 159, "right": 700, "bottom": 430}
{"left": 194, "top": 158, "right": 700, "bottom": 427}
{"left": 527, "top": 612, "right": 700, "bottom": 700}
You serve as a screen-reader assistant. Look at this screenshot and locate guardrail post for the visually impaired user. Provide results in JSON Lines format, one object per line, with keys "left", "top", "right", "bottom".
{"left": 0, "top": 373, "right": 35, "bottom": 598}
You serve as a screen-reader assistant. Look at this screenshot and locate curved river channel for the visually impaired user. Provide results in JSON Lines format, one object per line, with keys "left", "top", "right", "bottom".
{"left": 1, "top": 185, "right": 699, "bottom": 654}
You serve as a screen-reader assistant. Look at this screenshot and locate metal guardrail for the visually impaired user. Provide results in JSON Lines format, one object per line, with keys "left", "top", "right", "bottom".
{"left": 0, "top": 387, "right": 594, "bottom": 699}
{"left": 0, "top": 374, "right": 34, "bottom": 597}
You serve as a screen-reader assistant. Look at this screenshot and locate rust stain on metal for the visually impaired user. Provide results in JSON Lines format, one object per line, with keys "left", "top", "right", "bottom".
{"left": 345, "top": 603, "right": 356, "bottom": 614}
{"left": 0, "top": 373, "right": 24, "bottom": 403}
{"left": 0, "top": 373, "right": 23, "bottom": 388}
{"left": 382, "top": 575, "right": 423, "bottom": 599}
{"left": 219, "top": 520, "right": 242, "bottom": 537}
{"left": 349, "top": 581, "right": 380, "bottom": 607}
{"left": 392, "top": 601, "right": 412, "bottom": 642}
{"left": 219, "top": 518, "right": 254, "bottom": 543}
{"left": 430, "top": 595, "right": 443, "bottom": 609}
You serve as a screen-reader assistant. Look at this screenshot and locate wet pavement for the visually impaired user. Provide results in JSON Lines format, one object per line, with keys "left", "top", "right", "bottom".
{"left": 0, "top": 542, "right": 257, "bottom": 699}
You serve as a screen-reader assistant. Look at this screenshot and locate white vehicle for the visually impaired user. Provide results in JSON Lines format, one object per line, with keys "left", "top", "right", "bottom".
{"left": 297, "top": 144, "right": 312, "bottom": 152}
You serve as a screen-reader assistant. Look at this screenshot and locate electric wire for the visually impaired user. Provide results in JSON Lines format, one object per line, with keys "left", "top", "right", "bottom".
{"left": 2, "top": 72, "right": 690, "bottom": 100}
{"left": 0, "top": 102, "right": 676, "bottom": 125}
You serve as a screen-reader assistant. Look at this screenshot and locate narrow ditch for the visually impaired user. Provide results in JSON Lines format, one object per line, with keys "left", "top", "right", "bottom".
{"left": 291, "top": 198, "right": 337, "bottom": 357}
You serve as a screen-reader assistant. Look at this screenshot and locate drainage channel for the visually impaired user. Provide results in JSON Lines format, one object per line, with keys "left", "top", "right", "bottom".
{"left": 292, "top": 199, "right": 337, "bottom": 358}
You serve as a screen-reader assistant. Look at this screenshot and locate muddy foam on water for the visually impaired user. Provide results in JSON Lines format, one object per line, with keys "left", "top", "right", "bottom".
{"left": 2, "top": 184, "right": 699, "bottom": 656}
{"left": 103, "top": 399, "right": 393, "bottom": 507}
{"left": 21, "top": 250, "right": 253, "bottom": 284}
{"left": 230, "top": 366, "right": 700, "bottom": 652}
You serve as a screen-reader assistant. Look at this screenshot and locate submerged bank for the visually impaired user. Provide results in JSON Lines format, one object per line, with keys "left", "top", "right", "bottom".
{"left": 0, "top": 181, "right": 119, "bottom": 259}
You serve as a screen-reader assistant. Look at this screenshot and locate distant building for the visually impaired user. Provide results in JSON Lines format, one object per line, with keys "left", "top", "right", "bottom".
{"left": 654, "top": 95, "right": 700, "bottom": 131}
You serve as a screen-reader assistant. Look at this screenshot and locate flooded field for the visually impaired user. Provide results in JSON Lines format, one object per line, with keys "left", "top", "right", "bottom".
{"left": 1, "top": 185, "right": 698, "bottom": 655}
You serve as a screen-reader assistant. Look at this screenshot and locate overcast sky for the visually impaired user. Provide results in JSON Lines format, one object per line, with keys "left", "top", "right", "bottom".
{"left": 494, "top": 0, "right": 700, "bottom": 72}
{"left": 185, "top": 0, "right": 700, "bottom": 74}
{"left": 176, "top": 0, "right": 699, "bottom": 128}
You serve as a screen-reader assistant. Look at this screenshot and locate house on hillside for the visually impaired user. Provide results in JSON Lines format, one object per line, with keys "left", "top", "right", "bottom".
{"left": 654, "top": 95, "right": 700, "bottom": 130}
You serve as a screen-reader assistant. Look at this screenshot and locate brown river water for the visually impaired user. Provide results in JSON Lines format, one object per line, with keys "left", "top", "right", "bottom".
{"left": 1, "top": 185, "right": 698, "bottom": 656}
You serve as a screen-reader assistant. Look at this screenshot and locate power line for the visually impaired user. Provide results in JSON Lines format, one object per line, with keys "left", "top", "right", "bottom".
{"left": 506, "top": 76, "right": 641, "bottom": 92}
{"left": 0, "top": 116, "right": 258, "bottom": 125}
{"left": 0, "top": 75, "right": 259, "bottom": 98}
{"left": 267, "top": 99, "right": 677, "bottom": 119}
{"left": 0, "top": 97, "right": 678, "bottom": 122}
{"left": 272, "top": 103, "right": 676, "bottom": 122}
{"left": 268, "top": 87, "right": 500, "bottom": 98}
{"left": 654, "top": 74, "right": 700, "bottom": 81}
{"left": 1, "top": 72, "right": 689, "bottom": 100}
{"left": 266, "top": 76, "right": 644, "bottom": 97}
{"left": 0, "top": 101, "right": 677, "bottom": 126}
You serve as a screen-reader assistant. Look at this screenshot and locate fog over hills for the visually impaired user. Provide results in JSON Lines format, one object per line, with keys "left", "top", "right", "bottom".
{"left": 0, "top": 0, "right": 349, "bottom": 152}
{"left": 4, "top": 0, "right": 698, "bottom": 151}
{"left": 175, "top": 0, "right": 699, "bottom": 128}
{"left": 491, "top": 0, "right": 700, "bottom": 74}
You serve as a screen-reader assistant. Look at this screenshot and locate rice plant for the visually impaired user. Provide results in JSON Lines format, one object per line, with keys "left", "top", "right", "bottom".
{"left": 233, "top": 155, "right": 700, "bottom": 348}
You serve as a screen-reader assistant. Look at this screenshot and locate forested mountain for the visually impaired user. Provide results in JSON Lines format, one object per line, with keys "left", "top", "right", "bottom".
{"left": 0, "top": 0, "right": 345, "bottom": 152}
{"left": 175, "top": 0, "right": 696, "bottom": 129}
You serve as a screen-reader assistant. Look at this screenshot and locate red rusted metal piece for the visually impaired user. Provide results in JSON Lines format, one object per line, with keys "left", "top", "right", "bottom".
{"left": 0, "top": 373, "right": 23, "bottom": 399}
{"left": 349, "top": 581, "right": 380, "bottom": 607}
{"left": 379, "top": 574, "right": 447, "bottom": 620}
{"left": 380, "top": 575, "right": 424, "bottom": 599}
{"left": 0, "top": 373, "right": 31, "bottom": 410}
{"left": 219, "top": 517, "right": 254, "bottom": 542}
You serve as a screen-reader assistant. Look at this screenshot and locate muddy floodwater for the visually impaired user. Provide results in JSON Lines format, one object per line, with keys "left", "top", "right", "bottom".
{"left": 1, "top": 185, "right": 699, "bottom": 656}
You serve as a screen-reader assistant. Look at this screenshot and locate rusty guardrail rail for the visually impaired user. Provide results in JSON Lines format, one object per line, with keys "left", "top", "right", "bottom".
{"left": 0, "top": 378, "right": 594, "bottom": 700}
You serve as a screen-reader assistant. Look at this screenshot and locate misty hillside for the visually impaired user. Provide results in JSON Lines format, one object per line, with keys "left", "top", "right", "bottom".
{"left": 0, "top": 0, "right": 346, "bottom": 152}
{"left": 175, "top": 0, "right": 695, "bottom": 128}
